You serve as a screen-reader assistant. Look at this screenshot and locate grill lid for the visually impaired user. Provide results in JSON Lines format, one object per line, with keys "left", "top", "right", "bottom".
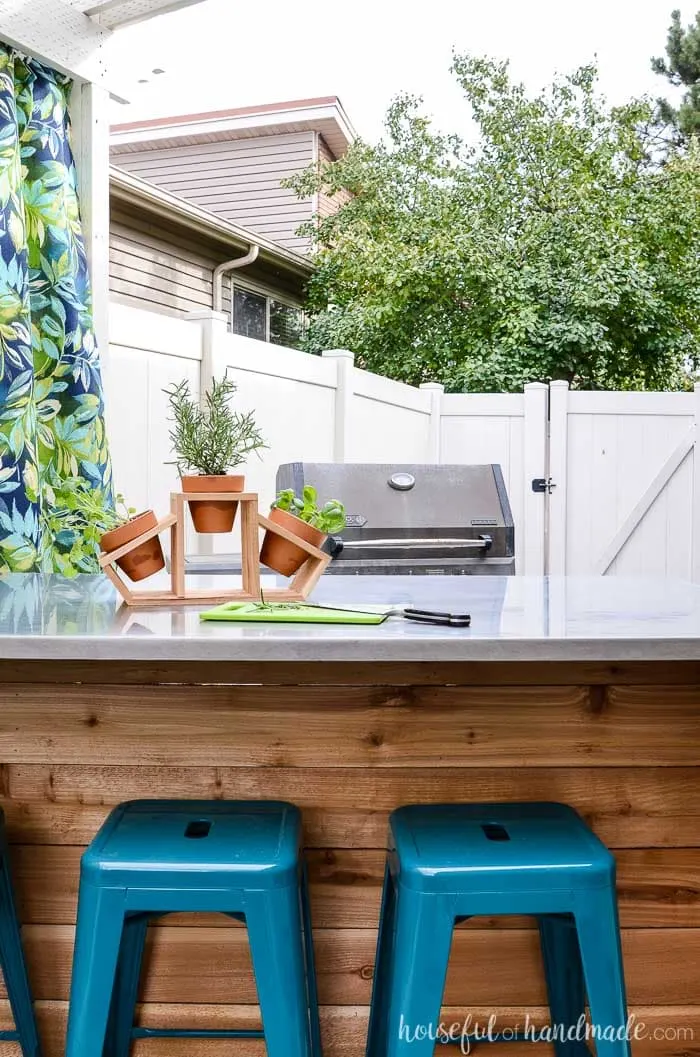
{"left": 275, "top": 463, "right": 514, "bottom": 562}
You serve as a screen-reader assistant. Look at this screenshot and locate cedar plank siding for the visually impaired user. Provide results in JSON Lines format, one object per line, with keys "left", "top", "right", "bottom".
{"left": 317, "top": 135, "right": 351, "bottom": 219}
{"left": 109, "top": 202, "right": 305, "bottom": 319}
{"left": 111, "top": 132, "right": 315, "bottom": 254}
{"left": 4, "top": 659, "right": 700, "bottom": 1056}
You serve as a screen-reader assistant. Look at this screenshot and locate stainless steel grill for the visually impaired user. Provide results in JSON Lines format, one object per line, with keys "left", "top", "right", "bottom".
{"left": 276, "top": 462, "right": 515, "bottom": 576}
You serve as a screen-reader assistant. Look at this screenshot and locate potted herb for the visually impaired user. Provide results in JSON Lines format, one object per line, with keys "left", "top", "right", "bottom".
{"left": 260, "top": 486, "right": 345, "bottom": 577}
{"left": 165, "top": 374, "right": 266, "bottom": 533}
{"left": 46, "top": 480, "right": 165, "bottom": 582}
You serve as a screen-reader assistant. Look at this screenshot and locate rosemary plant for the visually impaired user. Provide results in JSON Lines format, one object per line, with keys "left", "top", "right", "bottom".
{"left": 164, "top": 374, "right": 266, "bottom": 476}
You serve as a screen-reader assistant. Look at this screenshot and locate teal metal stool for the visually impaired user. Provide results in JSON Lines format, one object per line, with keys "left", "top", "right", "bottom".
{"left": 367, "top": 802, "right": 629, "bottom": 1057}
{"left": 65, "top": 800, "right": 321, "bottom": 1057}
{"left": 0, "top": 810, "right": 41, "bottom": 1056}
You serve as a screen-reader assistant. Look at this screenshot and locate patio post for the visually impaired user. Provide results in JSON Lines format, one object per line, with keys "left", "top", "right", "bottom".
{"left": 70, "top": 80, "right": 111, "bottom": 380}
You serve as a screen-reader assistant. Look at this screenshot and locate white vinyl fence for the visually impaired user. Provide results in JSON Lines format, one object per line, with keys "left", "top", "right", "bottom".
{"left": 548, "top": 384, "right": 699, "bottom": 579}
{"left": 107, "top": 303, "right": 202, "bottom": 521}
{"left": 107, "top": 302, "right": 700, "bottom": 579}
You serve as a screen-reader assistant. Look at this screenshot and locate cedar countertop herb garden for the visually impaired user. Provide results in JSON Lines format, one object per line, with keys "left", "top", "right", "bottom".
{"left": 260, "top": 486, "right": 346, "bottom": 577}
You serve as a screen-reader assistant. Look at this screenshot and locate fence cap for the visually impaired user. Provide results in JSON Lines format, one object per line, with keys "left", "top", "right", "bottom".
{"left": 322, "top": 349, "right": 355, "bottom": 361}
{"left": 185, "top": 310, "right": 229, "bottom": 324}
{"left": 419, "top": 382, "right": 445, "bottom": 392}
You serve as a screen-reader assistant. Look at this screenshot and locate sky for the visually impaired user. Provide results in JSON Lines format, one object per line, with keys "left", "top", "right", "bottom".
{"left": 105, "top": 0, "right": 691, "bottom": 141}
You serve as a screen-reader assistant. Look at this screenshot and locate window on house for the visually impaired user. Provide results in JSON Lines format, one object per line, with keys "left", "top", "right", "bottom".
{"left": 232, "top": 288, "right": 266, "bottom": 342}
{"left": 270, "top": 300, "right": 305, "bottom": 349}
{"left": 232, "top": 283, "right": 306, "bottom": 350}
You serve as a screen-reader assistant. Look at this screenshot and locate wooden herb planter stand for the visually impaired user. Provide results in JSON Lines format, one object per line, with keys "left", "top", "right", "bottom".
{"left": 99, "top": 491, "right": 331, "bottom": 607}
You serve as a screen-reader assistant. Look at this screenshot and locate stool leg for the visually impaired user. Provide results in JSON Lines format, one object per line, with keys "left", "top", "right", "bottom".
{"left": 0, "top": 856, "right": 41, "bottom": 1057}
{"left": 537, "top": 915, "right": 587, "bottom": 1057}
{"left": 105, "top": 913, "right": 150, "bottom": 1057}
{"left": 384, "top": 886, "right": 454, "bottom": 1057}
{"left": 574, "top": 887, "right": 630, "bottom": 1057}
{"left": 366, "top": 863, "right": 397, "bottom": 1057}
{"left": 66, "top": 884, "right": 127, "bottom": 1057}
{"left": 246, "top": 885, "right": 314, "bottom": 1057}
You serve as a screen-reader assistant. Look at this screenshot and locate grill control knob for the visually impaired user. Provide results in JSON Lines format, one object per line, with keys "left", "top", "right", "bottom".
{"left": 388, "top": 472, "right": 415, "bottom": 491}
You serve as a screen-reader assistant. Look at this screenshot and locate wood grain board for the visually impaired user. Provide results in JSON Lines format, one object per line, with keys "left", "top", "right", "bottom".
{"left": 9, "top": 845, "right": 700, "bottom": 929}
{"left": 1, "top": 683, "right": 699, "bottom": 767}
{"left": 1, "top": 1002, "right": 699, "bottom": 1057}
{"left": 0, "top": 660, "right": 697, "bottom": 1055}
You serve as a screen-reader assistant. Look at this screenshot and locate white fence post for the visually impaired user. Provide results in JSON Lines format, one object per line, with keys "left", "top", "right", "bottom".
{"left": 693, "top": 383, "right": 700, "bottom": 583}
{"left": 322, "top": 349, "right": 354, "bottom": 461}
{"left": 419, "top": 383, "right": 444, "bottom": 462}
{"left": 548, "top": 380, "right": 570, "bottom": 575}
{"left": 183, "top": 310, "right": 227, "bottom": 556}
{"left": 185, "top": 309, "right": 228, "bottom": 399}
{"left": 522, "top": 383, "right": 548, "bottom": 575}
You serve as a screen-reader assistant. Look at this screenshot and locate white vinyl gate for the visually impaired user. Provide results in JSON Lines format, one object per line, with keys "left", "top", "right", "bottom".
{"left": 544, "top": 383, "right": 700, "bottom": 580}
{"left": 435, "top": 380, "right": 700, "bottom": 579}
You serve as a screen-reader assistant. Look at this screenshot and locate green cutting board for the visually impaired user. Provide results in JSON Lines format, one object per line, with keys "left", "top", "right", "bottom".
{"left": 199, "top": 602, "right": 390, "bottom": 625}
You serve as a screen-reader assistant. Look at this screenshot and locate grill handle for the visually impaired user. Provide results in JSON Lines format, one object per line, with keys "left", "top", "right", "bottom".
{"left": 329, "top": 535, "right": 493, "bottom": 556}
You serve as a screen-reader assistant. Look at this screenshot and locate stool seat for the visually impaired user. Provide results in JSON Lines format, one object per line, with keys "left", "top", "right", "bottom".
{"left": 368, "top": 800, "right": 630, "bottom": 1057}
{"left": 66, "top": 800, "right": 321, "bottom": 1057}
{"left": 83, "top": 800, "right": 299, "bottom": 888}
{"left": 391, "top": 801, "right": 613, "bottom": 892}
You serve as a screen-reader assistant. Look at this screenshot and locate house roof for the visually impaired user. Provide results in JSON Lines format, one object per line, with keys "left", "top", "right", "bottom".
{"left": 110, "top": 96, "right": 356, "bottom": 160}
{"left": 109, "top": 164, "right": 314, "bottom": 280}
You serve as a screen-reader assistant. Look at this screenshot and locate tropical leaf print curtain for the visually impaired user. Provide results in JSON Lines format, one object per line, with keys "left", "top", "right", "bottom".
{"left": 0, "top": 44, "right": 111, "bottom": 574}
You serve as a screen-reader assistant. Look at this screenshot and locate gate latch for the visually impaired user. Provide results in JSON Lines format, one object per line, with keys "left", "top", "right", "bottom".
{"left": 532, "top": 477, "right": 556, "bottom": 495}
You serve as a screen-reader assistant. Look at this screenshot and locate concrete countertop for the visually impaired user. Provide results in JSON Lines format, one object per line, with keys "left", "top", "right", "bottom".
{"left": 0, "top": 573, "right": 699, "bottom": 663}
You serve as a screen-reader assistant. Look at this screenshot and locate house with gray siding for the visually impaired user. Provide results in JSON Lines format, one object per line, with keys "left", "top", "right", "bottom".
{"left": 109, "top": 165, "right": 314, "bottom": 347}
{"left": 108, "top": 97, "right": 354, "bottom": 346}
{"left": 110, "top": 97, "right": 355, "bottom": 254}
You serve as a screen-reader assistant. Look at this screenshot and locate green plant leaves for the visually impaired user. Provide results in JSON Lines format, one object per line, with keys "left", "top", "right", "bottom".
{"left": 164, "top": 373, "right": 266, "bottom": 476}
{"left": 273, "top": 488, "right": 297, "bottom": 513}
{"left": 291, "top": 57, "right": 700, "bottom": 393}
{"left": 272, "top": 487, "right": 346, "bottom": 534}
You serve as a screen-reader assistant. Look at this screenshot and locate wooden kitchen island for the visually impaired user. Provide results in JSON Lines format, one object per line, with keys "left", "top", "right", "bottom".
{"left": 0, "top": 572, "right": 699, "bottom": 1057}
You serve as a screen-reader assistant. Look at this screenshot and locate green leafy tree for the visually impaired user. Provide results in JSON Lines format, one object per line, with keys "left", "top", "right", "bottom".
{"left": 289, "top": 58, "right": 700, "bottom": 393}
{"left": 652, "top": 9, "right": 700, "bottom": 144}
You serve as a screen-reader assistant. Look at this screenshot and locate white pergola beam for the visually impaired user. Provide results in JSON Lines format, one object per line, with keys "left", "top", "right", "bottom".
{"left": 0, "top": 0, "right": 111, "bottom": 84}
{"left": 84, "top": 0, "right": 206, "bottom": 30}
{"left": 0, "top": 0, "right": 207, "bottom": 93}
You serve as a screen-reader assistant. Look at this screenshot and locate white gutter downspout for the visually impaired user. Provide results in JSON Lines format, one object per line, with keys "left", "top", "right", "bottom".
{"left": 213, "top": 244, "right": 260, "bottom": 313}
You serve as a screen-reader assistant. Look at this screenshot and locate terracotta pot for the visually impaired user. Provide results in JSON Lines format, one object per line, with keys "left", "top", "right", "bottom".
{"left": 260, "top": 506, "right": 326, "bottom": 577}
{"left": 181, "top": 474, "right": 245, "bottom": 533}
{"left": 101, "top": 510, "right": 165, "bottom": 583}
